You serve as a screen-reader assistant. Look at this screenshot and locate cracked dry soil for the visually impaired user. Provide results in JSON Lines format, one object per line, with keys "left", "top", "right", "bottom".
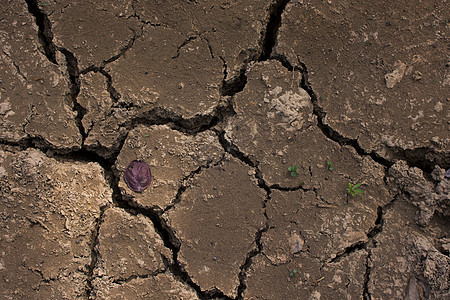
{"left": 0, "top": 0, "right": 449, "bottom": 299}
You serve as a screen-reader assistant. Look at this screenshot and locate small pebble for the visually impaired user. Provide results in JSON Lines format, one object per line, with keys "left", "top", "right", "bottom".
{"left": 445, "top": 169, "right": 450, "bottom": 178}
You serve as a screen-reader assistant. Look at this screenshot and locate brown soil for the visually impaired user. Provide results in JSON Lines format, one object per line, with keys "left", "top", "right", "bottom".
{"left": 1, "top": 0, "right": 448, "bottom": 299}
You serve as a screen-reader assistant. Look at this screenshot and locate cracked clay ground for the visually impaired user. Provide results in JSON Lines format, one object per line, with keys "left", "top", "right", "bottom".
{"left": 0, "top": 0, "right": 449, "bottom": 299}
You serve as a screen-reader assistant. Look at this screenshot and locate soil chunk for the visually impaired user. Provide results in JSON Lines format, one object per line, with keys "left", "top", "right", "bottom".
{"left": 166, "top": 155, "right": 266, "bottom": 297}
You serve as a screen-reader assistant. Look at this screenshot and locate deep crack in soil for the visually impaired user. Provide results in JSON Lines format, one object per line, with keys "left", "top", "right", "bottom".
{"left": 25, "top": 0, "right": 57, "bottom": 64}
{"left": 85, "top": 205, "right": 108, "bottom": 299}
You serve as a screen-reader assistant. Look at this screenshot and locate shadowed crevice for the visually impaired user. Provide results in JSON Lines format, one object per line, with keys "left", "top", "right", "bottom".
{"left": 273, "top": 53, "right": 446, "bottom": 176}
{"left": 235, "top": 191, "right": 271, "bottom": 300}
{"left": 78, "top": 24, "right": 143, "bottom": 74}
{"left": 25, "top": 0, "right": 87, "bottom": 143}
{"left": 327, "top": 195, "right": 398, "bottom": 266}
{"left": 217, "top": 130, "right": 271, "bottom": 194}
{"left": 59, "top": 48, "right": 87, "bottom": 140}
{"left": 235, "top": 223, "right": 269, "bottom": 300}
{"left": 217, "top": 130, "right": 256, "bottom": 168}
{"left": 258, "top": 0, "right": 291, "bottom": 61}
{"left": 221, "top": 67, "right": 248, "bottom": 97}
{"left": 25, "top": 0, "right": 57, "bottom": 64}
{"left": 383, "top": 146, "right": 449, "bottom": 174}
{"left": 111, "top": 180, "right": 233, "bottom": 300}
{"left": 85, "top": 205, "right": 108, "bottom": 299}
{"left": 98, "top": 69, "right": 122, "bottom": 101}
{"left": 219, "top": 0, "right": 290, "bottom": 98}
{"left": 0, "top": 135, "right": 79, "bottom": 155}
{"left": 294, "top": 56, "right": 394, "bottom": 169}
{"left": 101, "top": 27, "right": 142, "bottom": 66}
{"left": 285, "top": 54, "right": 447, "bottom": 174}
{"left": 329, "top": 241, "right": 366, "bottom": 264}
{"left": 164, "top": 153, "right": 226, "bottom": 213}
{"left": 111, "top": 269, "right": 166, "bottom": 285}
{"left": 362, "top": 250, "right": 373, "bottom": 300}
{"left": 172, "top": 35, "right": 200, "bottom": 59}
{"left": 49, "top": 147, "right": 227, "bottom": 299}
{"left": 120, "top": 98, "right": 234, "bottom": 132}
{"left": 215, "top": 130, "right": 275, "bottom": 298}
{"left": 270, "top": 183, "right": 310, "bottom": 192}
{"left": 81, "top": 96, "right": 234, "bottom": 160}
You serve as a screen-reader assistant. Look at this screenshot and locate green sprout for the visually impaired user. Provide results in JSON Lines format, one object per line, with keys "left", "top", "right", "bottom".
{"left": 326, "top": 161, "right": 334, "bottom": 171}
{"left": 288, "top": 165, "right": 299, "bottom": 177}
{"left": 346, "top": 182, "right": 364, "bottom": 196}
{"left": 289, "top": 269, "right": 298, "bottom": 277}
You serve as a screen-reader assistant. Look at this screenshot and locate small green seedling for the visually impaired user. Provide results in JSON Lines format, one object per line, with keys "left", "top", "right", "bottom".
{"left": 288, "top": 165, "right": 299, "bottom": 177}
{"left": 289, "top": 269, "right": 298, "bottom": 277}
{"left": 346, "top": 182, "right": 364, "bottom": 196}
{"left": 326, "top": 161, "right": 334, "bottom": 171}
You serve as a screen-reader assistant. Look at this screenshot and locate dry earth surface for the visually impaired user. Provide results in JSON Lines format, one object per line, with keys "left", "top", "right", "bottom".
{"left": 1, "top": 0, "right": 449, "bottom": 299}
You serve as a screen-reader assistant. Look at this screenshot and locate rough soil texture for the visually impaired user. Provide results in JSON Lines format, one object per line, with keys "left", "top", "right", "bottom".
{"left": 0, "top": 0, "right": 448, "bottom": 299}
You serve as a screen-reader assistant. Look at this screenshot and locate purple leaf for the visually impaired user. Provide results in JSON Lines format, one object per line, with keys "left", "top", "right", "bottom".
{"left": 123, "top": 160, "right": 152, "bottom": 193}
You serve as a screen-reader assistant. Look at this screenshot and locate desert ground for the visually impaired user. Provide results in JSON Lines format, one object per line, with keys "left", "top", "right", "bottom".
{"left": 0, "top": 0, "right": 449, "bottom": 299}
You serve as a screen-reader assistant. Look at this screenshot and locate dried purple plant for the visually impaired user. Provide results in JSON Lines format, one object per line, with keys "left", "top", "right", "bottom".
{"left": 123, "top": 160, "right": 152, "bottom": 192}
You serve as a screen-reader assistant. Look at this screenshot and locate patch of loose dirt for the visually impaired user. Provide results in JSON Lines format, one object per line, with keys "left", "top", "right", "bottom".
{"left": 1, "top": 0, "right": 448, "bottom": 299}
